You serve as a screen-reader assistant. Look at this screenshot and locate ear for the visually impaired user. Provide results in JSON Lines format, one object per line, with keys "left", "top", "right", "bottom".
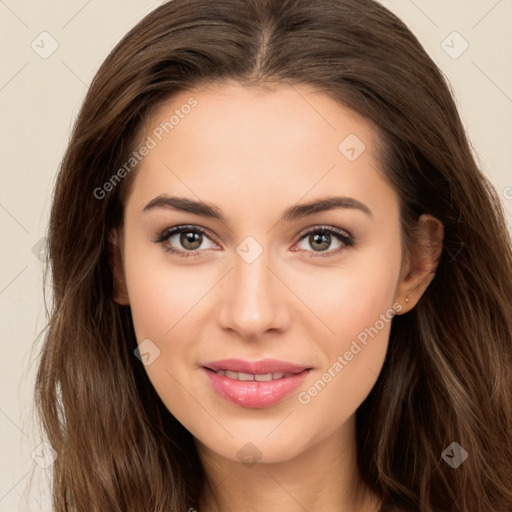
{"left": 108, "top": 228, "right": 130, "bottom": 305}
{"left": 394, "top": 214, "right": 444, "bottom": 314}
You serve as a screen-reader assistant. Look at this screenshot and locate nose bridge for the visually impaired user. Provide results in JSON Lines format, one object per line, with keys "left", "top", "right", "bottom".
{"left": 218, "top": 243, "right": 288, "bottom": 338}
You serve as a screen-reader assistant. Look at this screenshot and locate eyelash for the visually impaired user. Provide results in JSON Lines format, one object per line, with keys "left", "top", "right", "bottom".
{"left": 154, "top": 224, "right": 355, "bottom": 259}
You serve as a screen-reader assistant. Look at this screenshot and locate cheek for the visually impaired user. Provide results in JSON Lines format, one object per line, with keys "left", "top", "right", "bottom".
{"left": 123, "top": 241, "right": 211, "bottom": 341}
{"left": 295, "top": 235, "right": 402, "bottom": 341}
{"left": 122, "top": 244, "right": 211, "bottom": 419}
{"left": 292, "top": 236, "right": 402, "bottom": 409}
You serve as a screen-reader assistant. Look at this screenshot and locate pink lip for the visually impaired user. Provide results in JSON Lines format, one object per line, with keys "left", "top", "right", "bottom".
{"left": 202, "top": 359, "right": 312, "bottom": 408}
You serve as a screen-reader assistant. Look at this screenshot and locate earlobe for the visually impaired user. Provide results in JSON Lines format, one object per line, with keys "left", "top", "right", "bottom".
{"left": 394, "top": 214, "right": 444, "bottom": 314}
{"left": 108, "top": 229, "right": 130, "bottom": 305}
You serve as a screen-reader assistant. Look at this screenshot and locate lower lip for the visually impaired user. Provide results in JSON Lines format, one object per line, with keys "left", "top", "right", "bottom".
{"left": 202, "top": 368, "right": 311, "bottom": 408}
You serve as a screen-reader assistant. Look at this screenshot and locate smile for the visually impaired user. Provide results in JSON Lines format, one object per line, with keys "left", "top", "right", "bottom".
{"left": 211, "top": 370, "right": 297, "bottom": 381}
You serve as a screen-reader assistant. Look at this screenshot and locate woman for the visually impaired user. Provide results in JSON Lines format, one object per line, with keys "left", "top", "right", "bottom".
{"left": 35, "top": 0, "right": 512, "bottom": 510}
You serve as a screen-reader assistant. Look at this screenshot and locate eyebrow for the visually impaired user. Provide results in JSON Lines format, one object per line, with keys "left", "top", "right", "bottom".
{"left": 142, "top": 194, "right": 373, "bottom": 220}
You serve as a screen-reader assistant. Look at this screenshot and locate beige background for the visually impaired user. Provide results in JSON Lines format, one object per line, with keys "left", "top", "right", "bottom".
{"left": 1, "top": 1, "right": 511, "bottom": 510}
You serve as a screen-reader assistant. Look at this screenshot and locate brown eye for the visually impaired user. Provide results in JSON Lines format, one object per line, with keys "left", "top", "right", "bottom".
{"left": 156, "top": 225, "right": 217, "bottom": 257}
{"left": 295, "top": 226, "right": 354, "bottom": 256}
{"left": 180, "top": 231, "right": 203, "bottom": 250}
{"left": 309, "top": 232, "right": 332, "bottom": 251}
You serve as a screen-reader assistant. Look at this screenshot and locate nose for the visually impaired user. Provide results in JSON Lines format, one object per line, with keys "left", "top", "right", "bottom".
{"left": 216, "top": 247, "right": 291, "bottom": 341}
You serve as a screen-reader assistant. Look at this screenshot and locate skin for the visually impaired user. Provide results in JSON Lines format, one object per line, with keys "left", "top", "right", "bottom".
{"left": 110, "top": 82, "right": 443, "bottom": 512}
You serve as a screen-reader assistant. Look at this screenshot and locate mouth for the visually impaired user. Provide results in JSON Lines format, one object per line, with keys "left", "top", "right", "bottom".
{"left": 201, "top": 359, "right": 313, "bottom": 408}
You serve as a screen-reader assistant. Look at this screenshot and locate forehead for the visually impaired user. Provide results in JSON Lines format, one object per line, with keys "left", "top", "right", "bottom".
{"left": 144, "top": 81, "right": 376, "bottom": 157}
{"left": 125, "top": 81, "right": 397, "bottom": 220}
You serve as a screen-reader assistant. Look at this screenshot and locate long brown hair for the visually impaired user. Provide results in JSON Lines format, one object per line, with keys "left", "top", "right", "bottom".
{"left": 35, "top": 0, "right": 512, "bottom": 510}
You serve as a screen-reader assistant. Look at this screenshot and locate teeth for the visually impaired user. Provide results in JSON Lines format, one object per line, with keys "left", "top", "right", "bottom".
{"left": 215, "top": 370, "right": 294, "bottom": 381}
{"left": 255, "top": 373, "right": 272, "bottom": 381}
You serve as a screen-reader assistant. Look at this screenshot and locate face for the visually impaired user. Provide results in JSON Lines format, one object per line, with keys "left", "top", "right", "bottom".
{"left": 113, "top": 82, "right": 409, "bottom": 465}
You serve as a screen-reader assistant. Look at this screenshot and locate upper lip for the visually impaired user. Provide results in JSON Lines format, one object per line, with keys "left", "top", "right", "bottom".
{"left": 203, "top": 358, "right": 312, "bottom": 375}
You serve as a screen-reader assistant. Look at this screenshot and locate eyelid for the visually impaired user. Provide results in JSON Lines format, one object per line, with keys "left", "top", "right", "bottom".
{"left": 154, "top": 224, "right": 214, "bottom": 244}
{"left": 295, "top": 224, "right": 353, "bottom": 242}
